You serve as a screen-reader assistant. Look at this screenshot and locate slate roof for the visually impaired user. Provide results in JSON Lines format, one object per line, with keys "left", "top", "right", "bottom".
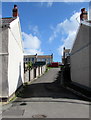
{"left": 0, "top": 17, "right": 16, "bottom": 27}
{"left": 24, "top": 55, "right": 53, "bottom": 58}
{"left": 64, "top": 49, "right": 70, "bottom": 53}
{"left": 81, "top": 20, "right": 91, "bottom": 27}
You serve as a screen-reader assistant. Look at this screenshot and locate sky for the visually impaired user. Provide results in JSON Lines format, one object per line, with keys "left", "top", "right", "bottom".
{"left": 1, "top": 1, "right": 90, "bottom": 62}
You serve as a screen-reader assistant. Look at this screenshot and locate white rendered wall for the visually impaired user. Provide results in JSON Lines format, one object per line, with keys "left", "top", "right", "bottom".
{"left": 36, "top": 67, "right": 39, "bottom": 77}
{"left": 30, "top": 69, "right": 34, "bottom": 80}
{"left": 40, "top": 66, "right": 42, "bottom": 75}
{"left": 24, "top": 71, "right": 29, "bottom": 83}
{"left": 8, "top": 17, "right": 24, "bottom": 96}
{"left": 42, "top": 65, "right": 46, "bottom": 74}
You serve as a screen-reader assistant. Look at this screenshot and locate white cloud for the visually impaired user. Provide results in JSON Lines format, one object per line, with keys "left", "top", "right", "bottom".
{"left": 49, "top": 11, "right": 80, "bottom": 43}
{"left": 22, "top": 32, "right": 43, "bottom": 55}
{"left": 24, "top": 48, "right": 43, "bottom": 55}
{"left": 22, "top": 32, "right": 41, "bottom": 49}
{"left": 56, "top": 12, "right": 80, "bottom": 56}
{"left": 0, "top": 14, "right": 2, "bottom": 18}
{"left": 59, "top": 12, "right": 80, "bottom": 34}
{"left": 89, "top": 8, "right": 91, "bottom": 20}
{"left": 32, "top": 26, "right": 39, "bottom": 35}
{"left": 47, "top": 2, "right": 53, "bottom": 7}
{"left": 49, "top": 30, "right": 57, "bottom": 42}
{"left": 40, "top": 0, "right": 54, "bottom": 7}
{"left": 63, "top": 0, "right": 89, "bottom": 2}
{"left": 58, "top": 31, "right": 77, "bottom": 56}
{"left": 29, "top": 25, "right": 40, "bottom": 36}
{"left": 49, "top": 23, "right": 61, "bottom": 42}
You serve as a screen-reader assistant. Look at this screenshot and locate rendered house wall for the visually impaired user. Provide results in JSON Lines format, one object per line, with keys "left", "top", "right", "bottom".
{"left": 89, "top": 25, "right": 91, "bottom": 88}
{"left": 8, "top": 17, "right": 24, "bottom": 96}
{"left": 70, "top": 23, "right": 90, "bottom": 88}
{"left": 0, "top": 27, "right": 9, "bottom": 97}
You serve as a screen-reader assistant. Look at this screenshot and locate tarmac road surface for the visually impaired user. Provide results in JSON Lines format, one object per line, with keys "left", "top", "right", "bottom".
{"left": 1, "top": 68, "right": 90, "bottom": 119}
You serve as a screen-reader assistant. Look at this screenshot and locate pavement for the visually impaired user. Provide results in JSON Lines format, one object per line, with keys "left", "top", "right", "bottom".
{"left": 0, "top": 68, "right": 90, "bottom": 119}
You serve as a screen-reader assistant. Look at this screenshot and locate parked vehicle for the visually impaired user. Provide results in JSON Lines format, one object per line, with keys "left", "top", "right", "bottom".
{"left": 47, "top": 62, "right": 59, "bottom": 67}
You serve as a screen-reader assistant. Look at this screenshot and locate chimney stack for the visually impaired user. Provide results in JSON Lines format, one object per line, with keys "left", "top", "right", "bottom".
{"left": 80, "top": 8, "right": 88, "bottom": 21}
{"left": 12, "top": 5, "right": 18, "bottom": 17}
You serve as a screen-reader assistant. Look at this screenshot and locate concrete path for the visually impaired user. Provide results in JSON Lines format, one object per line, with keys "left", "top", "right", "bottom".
{"left": 1, "top": 68, "right": 90, "bottom": 119}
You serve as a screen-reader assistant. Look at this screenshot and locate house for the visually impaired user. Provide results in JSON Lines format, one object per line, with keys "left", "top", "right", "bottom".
{"left": 62, "top": 47, "right": 70, "bottom": 65}
{"left": 70, "top": 20, "right": 91, "bottom": 89}
{"left": 24, "top": 54, "right": 53, "bottom": 65}
{"left": 0, "top": 17, "right": 24, "bottom": 101}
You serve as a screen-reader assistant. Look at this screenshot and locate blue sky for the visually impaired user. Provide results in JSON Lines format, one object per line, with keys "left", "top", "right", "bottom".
{"left": 2, "top": 2, "right": 89, "bottom": 62}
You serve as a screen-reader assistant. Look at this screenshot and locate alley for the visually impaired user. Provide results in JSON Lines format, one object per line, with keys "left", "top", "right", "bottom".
{"left": 2, "top": 68, "right": 90, "bottom": 119}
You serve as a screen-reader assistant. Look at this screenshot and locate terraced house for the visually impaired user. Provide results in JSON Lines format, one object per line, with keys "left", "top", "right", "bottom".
{"left": 24, "top": 54, "right": 53, "bottom": 65}
{"left": 0, "top": 17, "right": 24, "bottom": 101}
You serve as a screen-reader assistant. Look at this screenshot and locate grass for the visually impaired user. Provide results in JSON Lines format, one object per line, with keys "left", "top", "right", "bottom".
{"left": 45, "top": 67, "right": 52, "bottom": 73}
{"left": 9, "top": 95, "right": 16, "bottom": 102}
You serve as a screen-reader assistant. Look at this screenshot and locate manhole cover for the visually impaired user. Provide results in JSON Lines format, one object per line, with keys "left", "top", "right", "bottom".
{"left": 32, "top": 114, "right": 47, "bottom": 118}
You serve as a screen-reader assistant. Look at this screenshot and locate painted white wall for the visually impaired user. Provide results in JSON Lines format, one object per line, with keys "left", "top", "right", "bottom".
{"left": 8, "top": 17, "right": 24, "bottom": 96}
{"left": 24, "top": 71, "right": 29, "bottom": 83}
{"left": 42, "top": 65, "right": 46, "bottom": 74}
{"left": 70, "top": 24, "right": 90, "bottom": 88}
{"left": 36, "top": 67, "right": 39, "bottom": 77}
{"left": 39, "top": 67, "right": 41, "bottom": 76}
{"left": 30, "top": 69, "right": 34, "bottom": 81}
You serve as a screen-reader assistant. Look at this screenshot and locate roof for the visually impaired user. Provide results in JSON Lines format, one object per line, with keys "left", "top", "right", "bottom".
{"left": 24, "top": 55, "right": 53, "bottom": 58}
{"left": 37, "top": 55, "right": 52, "bottom": 58}
{"left": 24, "top": 55, "right": 36, "bottom": 58}
{"left": 1, "top": 17, "right": 16, "bottom": 26}
{"left": 81, "top": 20, "right": 91, "bottom": 27}
{"left": 64, "top": 49, "right": 70, "bottom": 53}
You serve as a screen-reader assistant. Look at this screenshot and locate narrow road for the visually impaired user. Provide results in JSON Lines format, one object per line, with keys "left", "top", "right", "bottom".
{"left": 16, "top": 68, "right": 83, "bottom": 101}
{"left": 2, "top": 68, "right": 89, "bottom": 119}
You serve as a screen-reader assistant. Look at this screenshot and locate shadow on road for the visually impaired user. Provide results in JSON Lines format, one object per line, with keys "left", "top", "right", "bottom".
{"left": 15, "top": 71, "right": 86, "bottom": 101}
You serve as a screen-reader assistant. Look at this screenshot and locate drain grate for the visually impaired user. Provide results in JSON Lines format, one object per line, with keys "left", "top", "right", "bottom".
{"left": 32, "top": 114, "right": 47, "bottom": 118}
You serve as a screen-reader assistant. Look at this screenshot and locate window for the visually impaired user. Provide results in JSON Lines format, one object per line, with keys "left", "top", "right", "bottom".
{"left": 65, "top": 52, "right": 70, "bottom": 58}
{"left": 42, "top": 58, "right": 46, "bottom": 61}
{"left": 37, "top": 58, "right": 41, "bottom": 61}
{"left": 32, "top": 58, "right": 34, "bottom": 62}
